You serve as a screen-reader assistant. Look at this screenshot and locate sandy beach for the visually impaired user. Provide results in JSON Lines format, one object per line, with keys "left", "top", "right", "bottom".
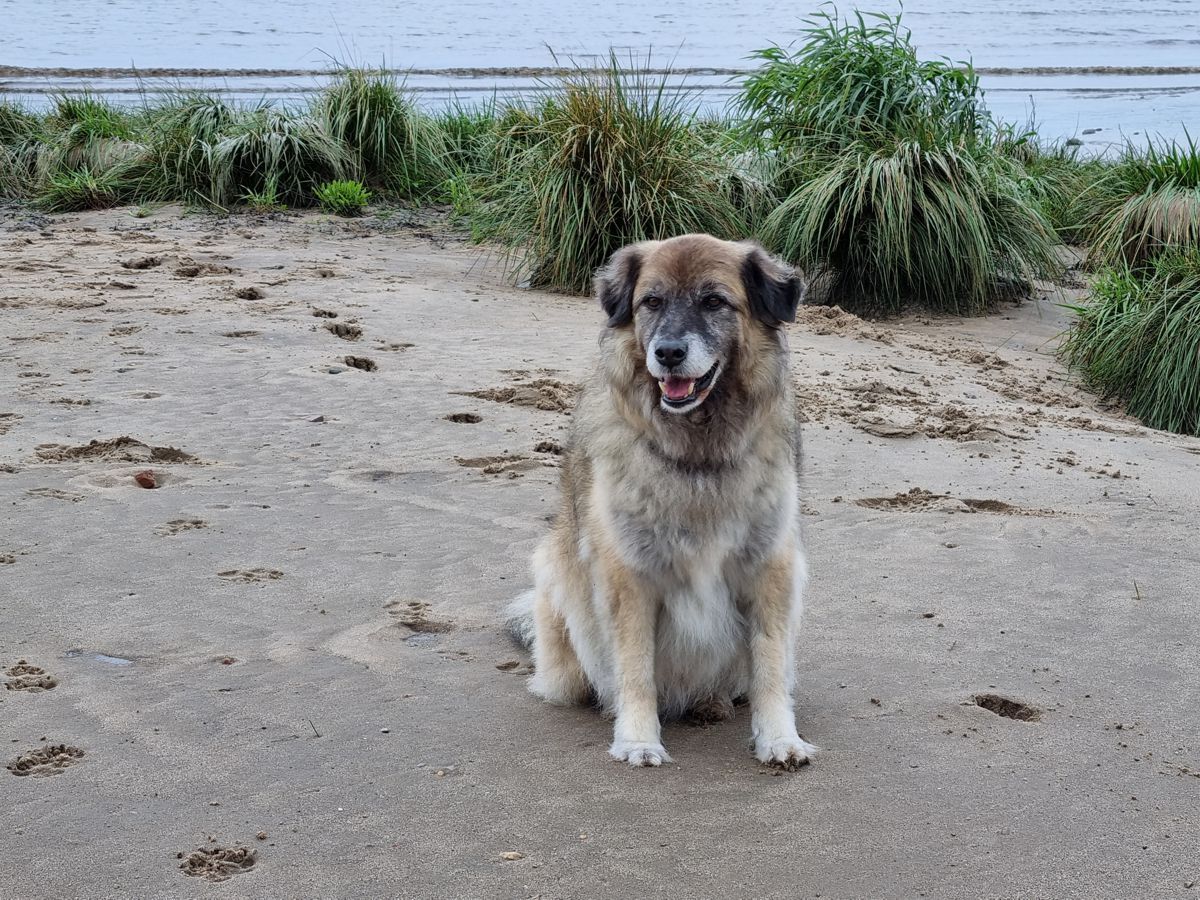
{"left": 2, "top": 206, "right": 1199, "bottom": 897}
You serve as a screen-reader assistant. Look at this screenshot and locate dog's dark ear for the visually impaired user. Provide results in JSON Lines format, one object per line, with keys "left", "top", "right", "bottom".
{"left": 594, "top": 244, "right": 643, "bottom": 327}
{"left": 741, "top": 246, "right": 805, "bottom": 328}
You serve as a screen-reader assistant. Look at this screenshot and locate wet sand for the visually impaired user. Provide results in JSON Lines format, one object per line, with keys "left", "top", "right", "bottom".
{"left": 2, "top": 206, "right": 1199, "bottom": 898}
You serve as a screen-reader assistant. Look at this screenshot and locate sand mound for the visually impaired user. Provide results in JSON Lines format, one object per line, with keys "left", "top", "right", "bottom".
{"left": 35, "top": 436, "right": 198, "bottom": 464}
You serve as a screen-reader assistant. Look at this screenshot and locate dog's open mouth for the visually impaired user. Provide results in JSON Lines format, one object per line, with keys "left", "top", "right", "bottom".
{"left": 658, "top": 360, "right": 720, "bottom": 410}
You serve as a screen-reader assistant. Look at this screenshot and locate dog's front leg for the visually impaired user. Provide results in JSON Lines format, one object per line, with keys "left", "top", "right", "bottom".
{"left": 747, "top": 552, "right": 818, "bottom": 770}
{"left": 603, "top": 561, "right": 670, "bottom": 767}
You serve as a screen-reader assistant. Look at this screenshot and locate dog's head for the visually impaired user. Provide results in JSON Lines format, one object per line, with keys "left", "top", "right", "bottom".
{"left": 595, "top": 234, "right": 804, "bottom": 415}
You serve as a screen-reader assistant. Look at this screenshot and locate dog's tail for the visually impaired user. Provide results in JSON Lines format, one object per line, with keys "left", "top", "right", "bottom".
{"left": 504, "top": 589, "right": 536, "bottom": 650}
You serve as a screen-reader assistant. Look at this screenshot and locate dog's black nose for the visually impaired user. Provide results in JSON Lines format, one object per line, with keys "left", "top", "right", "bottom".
{"left": 654, "top": 341, "right": 688, "bottom": 368}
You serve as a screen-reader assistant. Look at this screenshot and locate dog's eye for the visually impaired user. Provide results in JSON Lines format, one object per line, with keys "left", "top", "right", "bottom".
{"left": 642, "top": 295, "right": 663, "bottom": 311}
{"left": 702, "top": 293, "right": 726, "bottom": 310}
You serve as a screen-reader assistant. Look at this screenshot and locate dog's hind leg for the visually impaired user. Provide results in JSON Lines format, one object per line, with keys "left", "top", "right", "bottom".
{"left": 528, "top": 588, "right": 590, "bottom": 705}
{"left": 745, "top": 552, "right": 819, "bottom": 770}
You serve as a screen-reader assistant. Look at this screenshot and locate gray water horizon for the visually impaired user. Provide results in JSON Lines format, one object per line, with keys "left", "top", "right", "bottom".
{"left": 3, "top": 0, "right": 1198, "bottom": 149}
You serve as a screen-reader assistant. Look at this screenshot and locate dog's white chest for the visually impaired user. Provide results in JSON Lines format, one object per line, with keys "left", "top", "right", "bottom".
{"left": 654, "top": 562, "right": 747, "bottom": 712}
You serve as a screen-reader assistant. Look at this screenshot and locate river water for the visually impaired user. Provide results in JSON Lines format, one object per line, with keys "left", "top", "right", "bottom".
{"left": 2, "top": 0, "right": 1198, "bottom": 148}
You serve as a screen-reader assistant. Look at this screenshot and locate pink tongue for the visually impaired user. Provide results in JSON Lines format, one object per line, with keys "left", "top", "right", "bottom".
{"left": 663, "top": 377, "right": 695, "bottom": 401}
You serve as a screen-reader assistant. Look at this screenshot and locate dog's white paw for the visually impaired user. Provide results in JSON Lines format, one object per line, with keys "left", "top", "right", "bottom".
{"left": 609, "top": 740, "right": 673, "bottom": 767}
{"left": 753, "top": 733, "right": 818, "bottom": 771}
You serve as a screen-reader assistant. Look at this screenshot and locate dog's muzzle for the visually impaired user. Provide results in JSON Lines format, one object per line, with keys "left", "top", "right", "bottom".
{"left": 659, "top": 360, "right": 720, "bottom": 408}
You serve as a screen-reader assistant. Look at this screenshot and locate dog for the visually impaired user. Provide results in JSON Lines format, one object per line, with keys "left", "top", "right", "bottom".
{"left": 508, "top": 234, "right": 817, "bottom": 769}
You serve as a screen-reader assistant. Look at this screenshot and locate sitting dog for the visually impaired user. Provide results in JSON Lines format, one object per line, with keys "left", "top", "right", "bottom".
{"left": 509, "top": 234, "right": 817, "bottom": 769}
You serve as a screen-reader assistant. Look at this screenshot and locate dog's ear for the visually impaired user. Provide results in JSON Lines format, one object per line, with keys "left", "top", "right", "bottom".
{"left": 741, "top": 245, "right": 805, "bottom": 328}
{"left": 594, "top": 244, "right": 643, "bottom": 328}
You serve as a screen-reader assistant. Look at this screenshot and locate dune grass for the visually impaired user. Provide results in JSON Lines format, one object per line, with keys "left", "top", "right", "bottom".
{"left": 437, "top": 96, "right": 502, "bottom": 177}
{"left": 1087, "top": 135, "right": 1200, "bottom": 266}
{"left": 0, "top": 101, "right": 40, "bottom": 146}
{"left": 763, "top": 141, "right": 1059, "bottom": 314}
{"left": 138, "top": 94, "right": 238, "bottom": 204}
{"left": 738, "top": 10, "right": 1059, "bottom": 314}
{"left": 470, "top": 56, "right": 745, "bottom": 292}
{"left": 35, "top": 168, "right": 123, "bottom": 211}
{"left": 204, "top": 106, "right": 348, "bottom": 209}
{"left": 739, "top": 9, "right": 992, "bottom": 157}
{"left": 0, "top": 44, "right": 1187, "bottom": 331}
{"left": 317, "top": 68, "right": 447, "bottom": 197}
{"left": 1061, "top": 252, "right": 1200, "bottom": 435}
{"left": 1009, "top": 142, "right": 1110, "bottom": 246}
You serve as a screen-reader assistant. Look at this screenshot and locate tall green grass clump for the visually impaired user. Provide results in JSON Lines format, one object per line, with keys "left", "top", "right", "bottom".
{"left": 0, "top": 102, "right": 41, "bottom": 199}
{"left": 139, "top": 94, "right": 238, "bottom": 204}
{"left": 317, "top": 68, "right": 447, "bottom": 197}
{"left": 29, "top": 95, "right": 146, "bottom": 206}
{"left": 0, "top": 101, "right": 39, "bottom": 146}
{"left": 473, "top": 56, "right": 745, "bottom": 292}
{"left": 1004, "top": 138, "right": 1111, "bottom": 245}
{"left": 738, "top": 11, "right": 1059, "bottom": 315}
{"left": 740, "top": 11, "right": 991, "bottom": 156}
{"left": 1087, "top": 134, "right": 1200, "bottom": 266}
{"left": 206, "top": 106, "right": 348, "bottom": 208}
{"left": 437, "top": 96, "right": 501, "bottom": 177}
{"left": 35, "top": 168, "right": 123, "bottom": 211}
{"left": 1061, "top": 251, "right": 1200, "bottom": 435}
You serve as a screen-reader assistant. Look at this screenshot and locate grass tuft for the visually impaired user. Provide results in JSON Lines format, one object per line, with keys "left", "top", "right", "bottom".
{"left": 738, "top": 10, "right": 1058, "bottom": 313}
{"left": 1088, "top": 134, "right": 1200, "bottom": 266}
{"left": 472, "top": 55, "right": 745, "bottom": 292}
{"left": 207, "top": 106, "right": 348, "bottom": 209}
{"left": 140, "top": 94, "right": 238, "bottom": 205}
{"left": 0, "top": 101, "right": 40, "bottom": 146}
{"left": 1061, "top": 251, "right": 1200, "bottom": 435}
{"left": 317, "top": 68, "right": 447, "bottom": 197}
{"left": 35, "top": 168, "right": 123, "bottom": 211}
{"left": 738, "top": 9, "right": 992, "bottom": 157}
{"left": 315, "top": 179, "right": 370, "bottom": 216}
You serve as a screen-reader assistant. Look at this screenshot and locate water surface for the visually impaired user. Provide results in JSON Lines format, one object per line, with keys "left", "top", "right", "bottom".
{"left": 2, "top": 0, "right": 1197, "bottom": 145}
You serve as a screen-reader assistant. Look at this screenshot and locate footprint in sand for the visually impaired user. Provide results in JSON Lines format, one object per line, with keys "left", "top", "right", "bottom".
{"left": 325, "top": 322, "right": 362, "bottom": 341}
{"left": 221, "top": 330, "right": 260, "bottom": 339}
{"left": 4, "top": 660, "right": 59, "bottom": 692}
{"left": 0, "top": 413, "right": 21, "bottom": 435}
{"left": 311, "top": 307, "right": 338, "bottom": 319}
{"left": 0, "top": 554, "right": 16, "bottom": 565}
{"left": 156, "top": 518, "right": 208, "bottom": 536}
{"left": 343, "top": 355, "right": 377, "bottom": 372}
{"left": 48, "top": 398, "right": 93, "bottom": 407}
{"left": 218, "top": 568, "right": 283, "bottom": 583}
{"left": 855, "top": 488, "right": 1057, "bottom": 517}
{"left": 234, "top": 286, "right": 264, "bottom": 300}
{"left": 175, "top": 260, "right": 236, "bottom": 278}
{"left": 455, "top": 376, "right": 581, "bottom": 413}
{"left": 455, "top": 453, "right": 546, "bottom": 476}
{"left": 443, "top": 413, "right": 482, "bottom": 424}
{"left": 178, "top": 846, "right": 257, "bottom": 882}
{"left": 119, "top": 255, "right": 161, "bottom": 270}
{"left": 385, "top": 600, "right": 454, "bottom": 640}
{"left": 6, "top": 744, "right": 85, "bottom": 777}
{"left": 25, "top": 487, "right": 85, "bottom": 503}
